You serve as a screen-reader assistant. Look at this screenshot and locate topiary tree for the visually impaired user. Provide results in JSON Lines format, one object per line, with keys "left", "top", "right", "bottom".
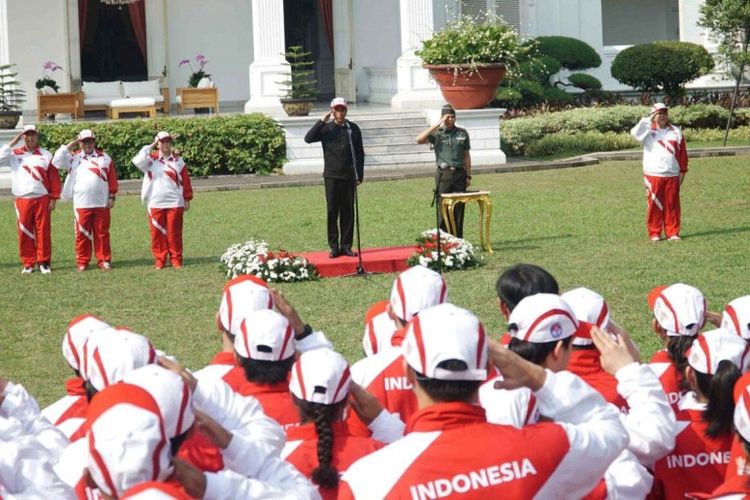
{"left": 611, "top": 41, "right": 715, "bottom": 99}
{"left": 535, "top": 36, "right": 602, "bottom": 71}
{"left": 567, "top": 73, "right": 602, "bottom": 91}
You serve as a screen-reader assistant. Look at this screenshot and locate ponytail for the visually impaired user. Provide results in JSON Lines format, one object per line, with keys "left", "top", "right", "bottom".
{"left": 698, "top": 360, "right": 741, "bottom": 438}
{"left": 292, "top": 395, "right": 344, "bottom": 490}
{"left": 668, "top": 335, "right": 696, "bottom": 390}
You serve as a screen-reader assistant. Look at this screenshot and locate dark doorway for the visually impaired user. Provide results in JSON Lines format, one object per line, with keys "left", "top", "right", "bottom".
{"left": 283, "top": 0, "right": 335, "bottom": 99}
{"left": 80, "top": 0, "right": 147, "bottom": 82}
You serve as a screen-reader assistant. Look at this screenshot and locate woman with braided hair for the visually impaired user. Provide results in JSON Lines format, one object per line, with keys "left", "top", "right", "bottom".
{"left": 282, "top": 348, "right": 385, "bottom": 499}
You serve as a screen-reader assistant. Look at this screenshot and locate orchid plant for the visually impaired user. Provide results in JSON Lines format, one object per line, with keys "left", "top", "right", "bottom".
{"left": 35, "top": 60, "right": 63, "bottom": 93}
{"left": 179, "top": 54, "right": 210, "bottom": 88}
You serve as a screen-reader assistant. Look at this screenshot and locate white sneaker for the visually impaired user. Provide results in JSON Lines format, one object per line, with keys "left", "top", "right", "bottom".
{"left": 21, "top": 267, "right": 33, "bottom": 274}
{"left": 101, "top": 261, "right": 111, "bottom": 271}
{"left": 650, "top": 236, "right": 661, "bottom": 242}
{"left": 39, "top": 264, "right": 52, "bottom": 274}
{"left": 668, "top": 235, "right": 682, "bottom": 241}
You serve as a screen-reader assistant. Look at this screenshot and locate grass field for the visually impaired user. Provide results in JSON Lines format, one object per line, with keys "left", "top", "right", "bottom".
{"left": 1, "top": 156, "right": 748, "bottom": 406}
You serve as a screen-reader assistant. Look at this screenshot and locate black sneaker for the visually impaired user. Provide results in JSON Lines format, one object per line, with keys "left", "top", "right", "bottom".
{"left": 329, "top": 249, "right": 341, "bottom": 259}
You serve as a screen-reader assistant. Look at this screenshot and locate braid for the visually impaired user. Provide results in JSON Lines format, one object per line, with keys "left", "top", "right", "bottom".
{"left": 311, "top": 404, "right": 338, "bottom": 489}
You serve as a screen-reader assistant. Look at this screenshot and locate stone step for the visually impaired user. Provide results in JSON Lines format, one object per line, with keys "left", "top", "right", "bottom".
{"left": 364, "top": 125, "right": 427, "bottom": 137}
{"left": 365, "top": 143, "right": 432, "bottom": 155}
{"left": 364, "top": 151, "right": 436, "bottom": 165}
{"left": 356, "top": 118, "right": 428, "bottom": 129}
{"left": 362, "top": 135, "right": 420, "bottom": 146}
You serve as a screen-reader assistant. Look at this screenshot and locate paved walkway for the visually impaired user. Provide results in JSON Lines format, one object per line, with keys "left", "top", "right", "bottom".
{"left": 2, "top": 146, "right": 749, "bottom": 200}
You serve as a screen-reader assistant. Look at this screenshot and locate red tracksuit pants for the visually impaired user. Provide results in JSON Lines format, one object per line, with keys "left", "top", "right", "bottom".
{"left": 148, "top": 207, "right": 184, "bottom": 267}
{"left": 644, "top": 175, "right": 681, "bottom": 238}
{"left": 75, "top": 208, "right": 111, "bottom": 267}
{"left": 14, "top": 196, "right": 52, "bottom": 267}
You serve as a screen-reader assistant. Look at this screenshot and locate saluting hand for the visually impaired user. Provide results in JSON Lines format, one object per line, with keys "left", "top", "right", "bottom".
{"left": 171, "top": 458, "right": 207, "bottom": 499}
{"left": 488, "top": 340, "right": 547, "bottom": 392}
{"left": 322, "top": 110, "right": 332, "bottom": 123}
{"left": 348, "top": 382, "right": 384, "bottom": 425}
{"left": 9, "top": 131, "right": 23, "bottom": 147}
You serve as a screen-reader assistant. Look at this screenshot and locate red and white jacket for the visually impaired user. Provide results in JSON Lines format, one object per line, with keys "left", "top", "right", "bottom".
{"left": 568, "top": 348, "right": 628, "bottom": 411}
{"left": 362, "top": 300, "right": 398, "bottom": 357}
{"left": 53, "top": 147, "right": 118, "bottom": 208}
{"left": 281, "top": 421, "right": 384, "bottom": 500}
{"left": 132, "top": 145, "right": 193, "bottom": 209}
{"left": 650, "top": 348, "right": 687, "bottom": 417}
{"left": 688, "top": 473, "right": 750, "bottom": 499}
{"left": 726, "top": 372, "right": 750, "bottom": 481}
{"left": 40, "top": 377, "right": 88, "bottom": 439}
{"left": 220, "top": 368, "right": 300, "bottom": 431}
{"left": 653, "top": 392, "right": 733, "bottom": 500}
{"left": 0, "top": 144, "right": 61, "bottom": 199}
{"left": 340, "top": 370, "right": 628, "bottom": 499}
{"left": 631, "top": 118, "right": 688, "bottom": 177}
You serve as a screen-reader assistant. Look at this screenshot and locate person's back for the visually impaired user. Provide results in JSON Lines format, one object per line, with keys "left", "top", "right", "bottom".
{"left": 220, "top": 366, "right": 299, "bottom": 430}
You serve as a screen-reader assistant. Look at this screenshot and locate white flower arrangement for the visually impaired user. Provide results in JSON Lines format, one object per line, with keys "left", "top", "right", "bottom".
{"left": 220, "top": 240, "right": 319, "bottom": 283}
{"left": 407, "top": 229, "right": 482, "bottom": 272}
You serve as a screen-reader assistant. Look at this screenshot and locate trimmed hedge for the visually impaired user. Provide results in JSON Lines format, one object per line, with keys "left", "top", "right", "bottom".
{"left": 37, "top": 114, "right": 286, "bottom": 179}
{"left": 502, "top": 105, "right": 740, "bottom": 156}
{"left": 535, "top": 36, "right": 602, "bottom": 70}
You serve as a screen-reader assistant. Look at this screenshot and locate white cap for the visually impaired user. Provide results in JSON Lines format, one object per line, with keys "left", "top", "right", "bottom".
{"left": 402, "top": 303, "right": 487, "bottom": 381}
{"left": 218, "top": 275, "right": 274, "bottom": 334}
{"left": 22, "top": 124, "right": 37, "bottom": 134}
{"left": 83, "top": 328, "right": 156, "bottom": 391}
{"left": 362, "top": 301, "right": 398, "bottom": 357}
{"left": 155, "top": 131, "right": 172, "bottom": 142}
{"left": 330, "top": 97, "right": 347, "bottom": 108}
{"left": 651, "top": 102, "right": 668, "bottom": 114}
{"left": 561, "top": 287, "right": 610, "bottom": 347}
{"left": 734, "top": 384, "right": 750, "bottom": 442}
{"left": 233, "top": 309, "right": 295, "bottom": 361}
{"left": 122, "top": 365, "right": 195, "bottom": 439}
{"left": 78, "top": 129, "right": 95, "bottom": 140}
{"left": 389, "top": 266, "right": 448, "bottom": 321}
{"left": 62, "top": 314, "right": 111, "bottom": 372}
{"left": 508, "top": 293, "right": 579, "bottom": 343}
{"left": 687, "top": 328, "right": 748, "bottom": 375}
{"left": 289, "top": 348, "right": 351, "bottom": 405}
{"left": 722, "top": 295, "right": 750, "bottom": 340}
{"left": 648, "top": 284, "right": 706, "bottom": 337}
{"left": 86, "top": 384, "right": 171, "bottom": 497}
{"left": 122, "top": 482, "right": 185, "bottom": 499}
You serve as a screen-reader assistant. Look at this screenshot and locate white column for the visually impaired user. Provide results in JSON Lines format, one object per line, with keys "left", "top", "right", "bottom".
{"left": 65, "top": 0, "right": 80, "bottom": 90}
{"left": 244, "top": 0, "right": 289, "bottom": 117}
{"left": 333, "top": 0, "right": 355, "bottom": 102}
{"left": 145, "top": 0, "right": 168, "bottom": 83}
{"left": 391, "top": 0, "right": 444, "bottom": 109}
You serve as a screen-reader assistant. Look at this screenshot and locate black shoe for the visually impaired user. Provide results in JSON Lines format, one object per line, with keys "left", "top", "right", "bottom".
{"left": 329, "top": 249, "right": 341, "bottom": 259}
{"left": 341, "top": 248, "right": 357, "bottom": 257}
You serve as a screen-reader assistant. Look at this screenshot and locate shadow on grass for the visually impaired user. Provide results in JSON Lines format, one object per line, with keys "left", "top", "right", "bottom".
{"left": 490, "top": 233, "right": 574, "bottom": 251}
{"left": 112, "top": 255, "right": 220, "bottom": 269}
{"left": 685, "top": 226, "right": 750, "bottom": 239}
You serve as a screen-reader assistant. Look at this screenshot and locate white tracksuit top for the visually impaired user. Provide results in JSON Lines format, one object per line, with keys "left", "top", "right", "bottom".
{"left": 53, "top": 147, "right": 117, "bottom": 208}
{"left": 630, "top": 117, "right": 688, "bottom": 177}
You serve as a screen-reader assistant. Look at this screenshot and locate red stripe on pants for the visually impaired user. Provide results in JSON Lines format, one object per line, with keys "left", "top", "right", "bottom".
{"left": 75, "top": 208, "right": 112, "bottom": 267}
{"left": 15, "top": 196, "right": 51, "bottom": 267}
{"left": 148, "top": 207, "right": 184, "bottom": 266}
{"left": 644, "top": 175, "right": 681, "bottom": 238}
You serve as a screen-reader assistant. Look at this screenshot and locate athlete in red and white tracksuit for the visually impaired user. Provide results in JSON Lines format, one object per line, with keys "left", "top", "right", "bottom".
{"left": 650, "top": 348, "right": 688, "bottom": 417}
{"left": 630, "top": 106, "right": 688, "bottom": 240}
{"left": 53, "top": 140, "right": 118, "bottom": 269}
{"left": 0, "top": 130, "right": 61, "bottom": 270}
{"left": 132, "top": 133, "right": 193, "bottom": 269}
{"left": 362, "top": 300, "right": 398, "bottom": 357}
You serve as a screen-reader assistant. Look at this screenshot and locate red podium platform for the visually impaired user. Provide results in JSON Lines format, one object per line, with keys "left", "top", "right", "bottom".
{"left": 301, "top": 245, "right": 415, "bottom": 278}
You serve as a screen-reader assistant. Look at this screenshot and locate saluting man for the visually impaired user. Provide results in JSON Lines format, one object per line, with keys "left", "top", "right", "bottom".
{"left": 132, "top": 131, "right": 193, "bottom": 270}
{"left": 53, "top": 129, "right": 118, "bottom": 271}
{"left": 0, "top": 125, "right": 61, "bottom": 274}
{"left": 631, "top": 102, "right": 688, "bottom": 242}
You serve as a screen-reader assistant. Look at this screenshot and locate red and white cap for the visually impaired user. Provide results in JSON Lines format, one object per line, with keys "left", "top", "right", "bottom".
{"left": 651, "top": 102, "right": 668, "bottom": 114}
{"left": 62, "top": 314, "right": 111, "bottom": 372}
{"left": 22, "top": 124, "right": 37, "bottom": 134}
{"left": 83, "top": 328, "right": 156, "bottom": 391}
{"left": 233, "top": 309, "right": 295, "bottom": 361}
{"left": 561, "top": 287, "right": 610, "bottom": 346}
{"left": 290, "top": 348, "right": 351, "bottom": 405}
{"left": 330, "top": 97, "right": 347, "bottom": 109}
{"left": 687, "top": 328, "right": 748, "bottom": 375}
{"left": 722, "top": 295, "right": 750, "bottom": 340}
{"left": 648, "top": 283, "right": 706, "bottom": 337}
{"left": 122, "top": 365, "right": 195, "bottom": 439}
{"left": 734, "top": 384, "right": 750, "bottom": 443}
{"left": 509, "top": 293, "right": 579, "bottom": 343}
{"left": 402, "top": 303, "right": 487, "bottom": 381}
{"left": 78, "top": 129, "right": 95, "bottom": 140}
{"left": 390, "top": 265, "right": 448, "bottom": 322}
{"left": 122, "top": 481, "right": 189, "bottom": 499}
{"left": 86, "top": 383, "right": 171, "bottom": 497}
{"left": 218, "top": 275, "right": 274, "bottom": 334}
{"left": 155, "top": 131, "right": 172, "bottom": 142}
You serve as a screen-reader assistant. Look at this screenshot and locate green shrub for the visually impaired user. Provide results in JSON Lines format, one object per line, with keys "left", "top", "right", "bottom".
{"left": 611, "top": 41, "right": 714, "bottom": 98}
{"left": 495, "top": 86, "right": 523, "bottom": 104}
{"left": 37, "top": 114, "right": 286, "bottom": 179}
{"left": 668, "top": 104, "right": 728, "bottom": 129}
{"left": 535, "top": 36, "right": 602, "bottom": 70}
{"left": 567, "top": 73, "right": 602, "bottom": 90}
{"left": 543, "top": 86, "right": 574, "bottom": 105}
{"left": 525, "top": 131, "right": 637, "bottom": 157}
{"left": 682, "top": 126, "right": 750, "bottom": 143}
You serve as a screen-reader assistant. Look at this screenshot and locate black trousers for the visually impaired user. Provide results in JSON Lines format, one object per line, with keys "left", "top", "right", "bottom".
{"left": 437, "top": 168, "right": 467, "bottom": 238}
{"left": 324, "top": 177, "right": 355, "bottom": 250}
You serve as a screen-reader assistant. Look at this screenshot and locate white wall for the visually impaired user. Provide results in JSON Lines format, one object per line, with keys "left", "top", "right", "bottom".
{"left": 165, "top": 0, "right": 252, "bottom": 103}
{"left": 7, "top": 0, "right": 70, "bottom": 111}
{"left": 352, "top": 0, "right": 400, "bottom": 101}
{"left": 602, "top": 0, "right": 679, "bottom": 46}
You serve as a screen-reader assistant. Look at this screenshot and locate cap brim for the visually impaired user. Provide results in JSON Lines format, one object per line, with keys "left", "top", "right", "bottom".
{"left": 647, "top": 285, "right": 668, "bottom": 309}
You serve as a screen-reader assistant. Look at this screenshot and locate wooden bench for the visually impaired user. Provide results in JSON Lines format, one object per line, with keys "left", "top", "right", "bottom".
{"left": 37, "top": 93, "right": 80, "bottom": 120}
{"left": 75, "top": 87, "right": 169, "bottom": 118}
{"left": 177, "top": 87, "right": 219, "bottom": 114}
{"left": 109, "top": 98, "right": 157, "bottom": 119}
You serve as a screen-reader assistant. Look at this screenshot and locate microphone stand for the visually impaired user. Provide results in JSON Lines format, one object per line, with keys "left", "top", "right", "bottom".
{"left": 433, "top": 166, "right": 445, "bottom": 274}
{"left": 341, "top": 120, "right": 370, "bottom": 277}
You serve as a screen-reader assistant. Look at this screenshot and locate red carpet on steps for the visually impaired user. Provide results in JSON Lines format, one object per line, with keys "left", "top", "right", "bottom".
{"left": 301, "top": 245, "right": 415, "bottom": 278}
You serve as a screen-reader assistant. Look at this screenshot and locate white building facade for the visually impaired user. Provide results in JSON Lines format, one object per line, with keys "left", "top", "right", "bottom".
{"left": 0, "top": 0, "right": 727, "bottom": 115}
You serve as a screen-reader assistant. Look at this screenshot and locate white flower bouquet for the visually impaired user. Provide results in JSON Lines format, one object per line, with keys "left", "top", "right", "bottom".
{"left": 407, "top": 229, "right": 482, "bottom": 272}
{"left": 220, "top": 240, "right": 319, "bottom": 282}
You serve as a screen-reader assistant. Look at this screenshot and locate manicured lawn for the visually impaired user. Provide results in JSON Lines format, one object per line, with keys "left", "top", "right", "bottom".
{"left": 2, "top": 156, "right": 748, "bottom": 406}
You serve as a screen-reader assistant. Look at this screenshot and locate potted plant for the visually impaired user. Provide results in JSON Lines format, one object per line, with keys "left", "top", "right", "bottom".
{"left": 278, "top": 45, "right": 318, "bottom": 117}
{"left": 35, "top": 60, "right": 63, "bottom": 94}
{"left": 417, "top": 17, "right": 525, "bottom": 109}
{"left": 0, "top": 64, "right": 26, "bottom": 129}
{"left": 179, "top": 54, "right": 212, "bottom": 113}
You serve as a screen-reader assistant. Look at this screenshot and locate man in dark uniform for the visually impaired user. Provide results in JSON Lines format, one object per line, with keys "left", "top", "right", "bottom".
{"left": 417, "top": 104, "right": 472, "bottom": 238}
{"left": 305, "top": 97, "right": 365, "bottom": 258}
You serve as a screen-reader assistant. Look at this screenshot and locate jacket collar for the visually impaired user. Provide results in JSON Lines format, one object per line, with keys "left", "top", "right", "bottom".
{"left": 405, "top": 401, "right": 486, "bottom": 434}
{"left": 222, "top": 367, "right": 291, "bottom": 396}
